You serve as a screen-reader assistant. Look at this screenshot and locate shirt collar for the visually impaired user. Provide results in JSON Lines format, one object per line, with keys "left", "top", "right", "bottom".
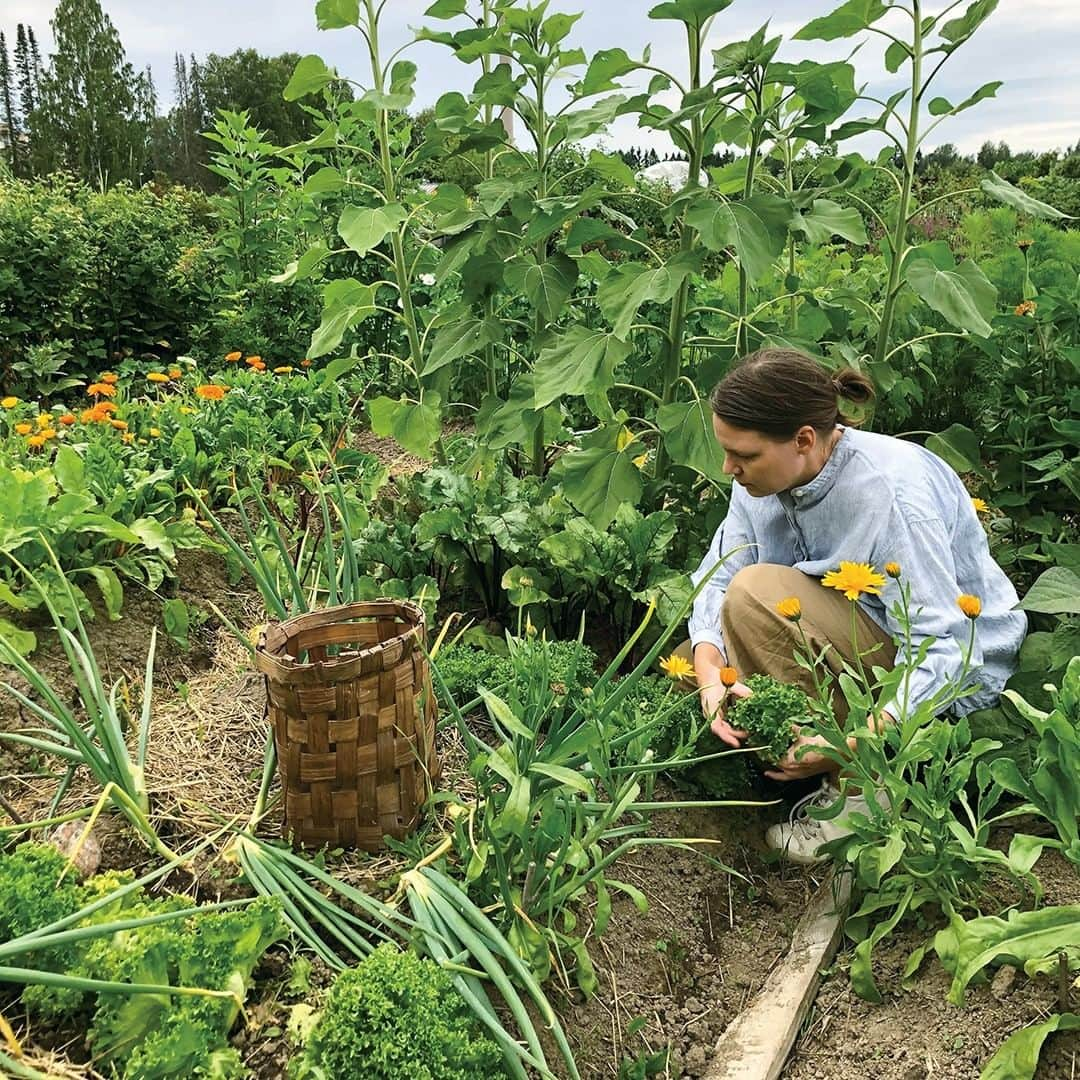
{"left": 782, "top": 426, "right": 850, "bottom": 507}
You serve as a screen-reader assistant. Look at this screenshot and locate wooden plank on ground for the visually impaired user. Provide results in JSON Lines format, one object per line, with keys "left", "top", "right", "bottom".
{"left": 703, "top": 871, "right": 851, "bottom": 1080}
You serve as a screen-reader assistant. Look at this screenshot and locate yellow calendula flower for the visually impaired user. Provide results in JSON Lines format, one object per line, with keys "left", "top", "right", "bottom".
{"left": 26, "top": 434, "right": 46, "bottom": 449}
{"left": 14, "top": 422, "right": 32, "bottom": 435}
{"left": 40, "top": 428, "right": 57, "bottom": 440}
{"left": 660, "top": 653, "right": 694, "bottom": 680}
{"left": 885, "top": 562, "right": 901, "bottom": 578}
{"left": 121, "top": 432, "right": 135, "bottom": 444}
{"left": 147, "top": 372, "right": 170, "bottom": 384}
{"left": 822, "top": 561, "right": 886, "bottom": 601}
{"left": 1, "top": 397, "right": 18, "bottom": 409}
{"left": 971, "top": 498, "right": 989, "bottom": 514}
{"left": 179, "top": 406, "right": 196, "bottom": 415}
{"left": 149, "top": 428, "right": 161, "bottom": 437}
{"left": 273, "top": 365, "right": 294, "bottom": 374}
{"left": 776, "top": 597, "right": 802, "bottom": 621}
{"left": 957, "top": 594, "right": 982, "bottom": 619}
{"left": 36, "top": 413, "right": 53, "bottom": 429}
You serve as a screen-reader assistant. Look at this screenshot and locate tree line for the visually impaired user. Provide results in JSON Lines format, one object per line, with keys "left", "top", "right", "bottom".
{"left": 1, "top": 0, "right": 1078, "bottom": 193}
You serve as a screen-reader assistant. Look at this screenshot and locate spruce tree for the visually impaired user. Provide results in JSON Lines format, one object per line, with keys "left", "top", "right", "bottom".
{"left": 0, "top": 32, "right": 19, "bottom": 174}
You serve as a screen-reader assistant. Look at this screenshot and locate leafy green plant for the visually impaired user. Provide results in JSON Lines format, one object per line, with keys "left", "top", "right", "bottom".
{"left": 978, "top": 1013, "right": 1080, "bottom": 1080}
{"left": 935, "top": 904, "right": 1080, "bottom": 1006}
{"left": 729, "top": 674, "right": 812, "bottom": 761}
{"left": 991, "top": 657, "right": 1080, "bottom": 865}
{"left": 0, "top": 841, "right": 284, "bottom": 1078}
{"left": 800, "top": 569, "right": 1038, "bottom": 1002}
{"left": 0, "top": 555, "right": 174, "bottom": 859}
{"left": 290, "top": 943, "right": 505, "bottom": 1080}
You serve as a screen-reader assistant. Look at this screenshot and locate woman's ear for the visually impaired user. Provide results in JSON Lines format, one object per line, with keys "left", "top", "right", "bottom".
{"left": 793, "top": 425, "right": 817, "bottom": 454}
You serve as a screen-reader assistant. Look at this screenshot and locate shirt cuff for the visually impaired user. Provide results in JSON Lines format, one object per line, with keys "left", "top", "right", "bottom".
{"left": 689, "top": 629, "right": 726, "bottom": 655}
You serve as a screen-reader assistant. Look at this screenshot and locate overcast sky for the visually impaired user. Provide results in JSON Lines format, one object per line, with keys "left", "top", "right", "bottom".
{"left": 3, "top": 0, "right": 1078, "bottom": 156}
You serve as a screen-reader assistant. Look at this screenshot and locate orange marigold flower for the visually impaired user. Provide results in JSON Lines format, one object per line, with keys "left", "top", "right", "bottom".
{"left": 15, "top": 422, "right": 32, "bottom": 435}
{"left": 720, "top": 666, "right": 739, "bottom": 688}
{"left": 147, "top": 372, "right": 170, "bottom": 384}
{"left": 109, "top": 419, "right": 128, "bottom": 431}
{"left": 300, "top": 358, "right": 312, "bottom": 368}
{"left": 1015, "top": 300, "right": 1037, "bottom": 317}
{"left": 957, "top": 594, "right": 982, "bottom": 619}
{"left": 885, "top": 562, "right": 902, "bottom": 578}
{"left": 245, "top": 355, "right": 262, "bottom": 366}
{"left": 251, "top": 361, "right": 266, "bottom": 371}
{"left": 169, "top": 368, "right": 182, "bottom": 379}
{"left": 225, "top": 351, "right": 243, "bottom": 362}
{"left": 26, "top": 434, "right": 46, "bottom": 449}
{"left": 195, "top": 384, "right": 227, "bottom": 401}
{"left": 776, "top": 597, "right": 802, "bottom": 621}
{"left": 59, "top": 413, "right": 76, "bottom": 426}
{"left": 822, "top": 562, "right": 886, "bottom": 601}
{"left": 99, "top": 372, "right": 119, "bottom": 385}
{"left": 87, "top": 382, "right": 116, "bottom": 397}
{"left": 273, "top": 365, "right": 293, "bottom": 375}
{"left": 80, "top": 408, "right": 97, "bottom": 423}
{"left": 1, "top": 396, "right": 18, "bottom": 409}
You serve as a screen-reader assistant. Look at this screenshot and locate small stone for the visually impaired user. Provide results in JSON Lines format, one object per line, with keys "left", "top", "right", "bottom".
{"left": 684, "top": 997, "right": 703, "bottom": 1013}
{"left": 49, "top": 819, "right": 102, "bottom": 879}
{"left": 991, "top": 964, "right": 1018, "bottom": 1000}
{"left": 684, "top": 1046, "right": 708, "bottom": 1070}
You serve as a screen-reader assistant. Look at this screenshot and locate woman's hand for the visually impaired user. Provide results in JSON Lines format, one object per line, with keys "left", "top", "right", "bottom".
{"left": 763, "top": 727, "right": 834, "bottom": 782}
{"left": 702, "top": 679, "right": 752, "bottom": 747}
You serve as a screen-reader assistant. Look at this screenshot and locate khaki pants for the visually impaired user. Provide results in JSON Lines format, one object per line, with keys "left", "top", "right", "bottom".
{"left": 676, "top": 563, "right": 896, "bottom": 720}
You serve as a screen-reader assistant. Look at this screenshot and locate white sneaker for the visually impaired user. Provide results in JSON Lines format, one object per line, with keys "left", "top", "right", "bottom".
{"left": 765, "top": 778, "right": 888, "bottom": 865}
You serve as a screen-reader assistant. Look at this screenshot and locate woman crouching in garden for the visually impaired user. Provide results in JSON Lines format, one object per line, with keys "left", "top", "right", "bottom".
{"left": 687, "top": 348, "right": 1027, "bottom": 864}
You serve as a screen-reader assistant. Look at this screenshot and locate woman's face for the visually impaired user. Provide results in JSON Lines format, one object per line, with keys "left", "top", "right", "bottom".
{"left": 712, "top": 415, "right": 819, "bottom": 497}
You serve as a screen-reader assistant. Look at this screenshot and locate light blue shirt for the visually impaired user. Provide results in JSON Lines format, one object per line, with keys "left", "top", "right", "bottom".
{"left": 688, "top": 427, "right": 1027, "bottom": 716}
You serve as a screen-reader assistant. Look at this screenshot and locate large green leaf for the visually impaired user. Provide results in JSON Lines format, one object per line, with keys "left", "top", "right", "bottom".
{"left": 648, "top": 0, "right": 735, "bottom": 25}
{"left": 551, "top": 435, "right": 643, "bottom": 529}
{"left": 940, "top": 0, "right": 999, "bottom": 44}
{"left": 0, "top": 618, "right": 36, "bottom": 658}
{"left": 596, "top": 254, "right": 700, "bottom": 337}
{"left": 656, "top": 400, "right": 726, "bottom": 482}
{"left": 928, "top": 80, "right": 1002, "bottom": 117}
{"left": 1017, "top": 567, "right": 1080, "bottom": 616}
{"left": 935, "top": 906, "right": 1080, "bottom": 1005}
{"left": 315, "top": 0, "right": 360, "bottom": 27}
{"left": 367, "top": 395, "right": 442, "bottom": 460}
{"left": 980, "top": 1014, "right": 1080, "bottom": 1080}
{"left": 83, "top": 565, "right": 123, "bottom": 621}
{"left": 924, "top": 422, "right": 984, "bottom": 475}
{"left": 580, "top": 48, "right": 639, "bottom": 95}
{"left": 533, "top": 327, "right": 630, "bottom": 409}
{"left": 424, "top": 317, "right": 501, "bottom": 376}
{"left": 790, "top": 198, "right": 867, "bottom": 245}
{"left": 309, "top": 280, "right": 377, "bottom": 358}
{"left": 52, "top": 445, "right": 85, "bottom": 494}
{"left": 795, "top": 0, "right": 889, "bottom": 41}
{"left": 506, "top": 253, "right": 579, "bottom": 323}
{"left": 981, "top": 171, "right": 1072, "bottom": 220}
{"left": 337, "top": 203, "right": 406, "bottom": 256}
{"left": 284, "top": 55, "right": 337, "bottom": 100}
{"left": 686, "top": 195, "right": 790, "bottom": 282}
{"left": 905, "top": 254, "right": 997, "bottom": 337}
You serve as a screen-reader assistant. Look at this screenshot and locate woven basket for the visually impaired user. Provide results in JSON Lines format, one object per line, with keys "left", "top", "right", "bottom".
{"left": 254, "top": 600, "right": 439, "bottom": 851}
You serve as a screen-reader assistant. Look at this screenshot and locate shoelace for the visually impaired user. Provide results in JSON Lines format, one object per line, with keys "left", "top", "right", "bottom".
{"left": 786, "top": 781, "right": 838, "bottom": 837}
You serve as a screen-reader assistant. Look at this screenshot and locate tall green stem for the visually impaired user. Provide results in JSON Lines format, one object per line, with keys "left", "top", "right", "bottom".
{"left": 735, "top": 82, "right": 764, "bottom": 357}
{"left": 481, "top": 0, "right": 499, "bottom": 399}
{"left": 364, "top": 0, "right": 445, "bottom": 464}
{"left": 653, "top": 25, "right": 705, "bottom": 481}
{"left": 872, "top": 1, "right": 923, "bottom": 368}
{"left": 530, "top": 47, "right": 550, "bottom": 477}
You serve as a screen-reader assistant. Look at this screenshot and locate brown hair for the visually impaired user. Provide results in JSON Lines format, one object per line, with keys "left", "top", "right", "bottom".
{"left": 708, "top": 348, "right": 874, "bottom": 439}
